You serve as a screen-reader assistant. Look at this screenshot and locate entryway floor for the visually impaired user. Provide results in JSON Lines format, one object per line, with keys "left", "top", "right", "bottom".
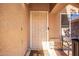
{"left": 29, "top": 50, "right": 44, "bottom": 56}
{"left": 29, "top": 49, "right": 67, "bottom": 56}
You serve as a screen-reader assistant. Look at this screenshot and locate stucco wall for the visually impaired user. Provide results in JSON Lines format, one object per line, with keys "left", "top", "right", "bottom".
{"left": 0, "top": 4, "right": 29, "bottom": 56}
{"left": 49, "top": 13, "right": 62, "bottom": 49}
{"left": 48, "top": 4, "right": 68, "bottom": 49}
{"left": 29, "top": 3, "right": 49, "bottom": 11}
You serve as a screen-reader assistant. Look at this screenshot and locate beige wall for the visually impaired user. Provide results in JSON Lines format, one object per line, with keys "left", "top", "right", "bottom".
{"left": 29, "top": 3, "right": 49, "bottom": 11}
{"left": 49, "top": 13, "right": 60, "bottom": 39}
{"left": 49, "top": 13, "right": 62, "bottom": 49}
{"left": 49, "top": 4, "right": 68, "bottom": 49}
{"left": 25, "top": 4, "right": 30, "bottom": 49}
{"left": 0, "top": 4, "right": 29, "bottom": 55}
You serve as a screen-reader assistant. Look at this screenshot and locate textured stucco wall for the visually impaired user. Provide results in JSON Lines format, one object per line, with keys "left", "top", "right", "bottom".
{"left": 49, "top": 13, "right": 62, "bottom": 49}
{"left": 0, "top": 4, "right": 29, "bottom": 56}
{"left": 49, "top": 4, "right": 67, "bottom": 49}
{"left": 29, "top": 3, "right": 49, "bottom": 11}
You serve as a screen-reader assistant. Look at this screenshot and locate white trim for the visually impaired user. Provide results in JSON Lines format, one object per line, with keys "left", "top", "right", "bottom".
{"left": 60, "top": 13, "right": 62, "bottom": 40}
{"left": 60, "top": 13, "right": 68, "bottom": 39}
{"left": 30, "top": 11, "right": 49, "bottom": 50}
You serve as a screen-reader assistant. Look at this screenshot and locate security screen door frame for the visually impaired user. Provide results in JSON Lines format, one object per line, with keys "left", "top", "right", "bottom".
{"left": 30, "top": 11, "right": 49, "bottom": 50}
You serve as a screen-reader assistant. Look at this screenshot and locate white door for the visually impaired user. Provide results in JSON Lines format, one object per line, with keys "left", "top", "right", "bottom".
{"left": 30, "top": 11, "right": 48, "bottom": 50}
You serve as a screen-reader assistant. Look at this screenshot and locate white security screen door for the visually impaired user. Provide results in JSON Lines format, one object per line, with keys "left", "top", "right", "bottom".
{"left": 30, "top": 11, "right": 48, "bottom": 50}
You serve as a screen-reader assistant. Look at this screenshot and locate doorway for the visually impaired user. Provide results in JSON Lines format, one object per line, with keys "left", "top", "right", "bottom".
{"left": 30, "top": 11, "right": 48, "bottom": 50}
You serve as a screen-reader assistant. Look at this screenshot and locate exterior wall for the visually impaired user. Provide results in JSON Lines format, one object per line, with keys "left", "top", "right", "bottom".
{"left": 25, "top": 4, "right": 30, "bottom": 49}
{"left": 29, "top": 3, "right": 49, "bottom": 11}
{"left": 0, "top": 4, "right": 29, "bottom": 55}
{"left": 49, "top": 13, "right": 62, "bottom": 49}
{"left": 49, "top": 4, "right": 68, "bottom": 49}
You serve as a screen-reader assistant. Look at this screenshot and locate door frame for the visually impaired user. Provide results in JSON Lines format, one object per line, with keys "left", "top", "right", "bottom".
{"left": 30, "top": 11, "right": 49, "bottom": 49}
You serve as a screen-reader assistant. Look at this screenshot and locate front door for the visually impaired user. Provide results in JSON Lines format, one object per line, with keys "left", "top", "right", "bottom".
{"left": 30, "top": 11, "right": 48, "bottom": 50}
